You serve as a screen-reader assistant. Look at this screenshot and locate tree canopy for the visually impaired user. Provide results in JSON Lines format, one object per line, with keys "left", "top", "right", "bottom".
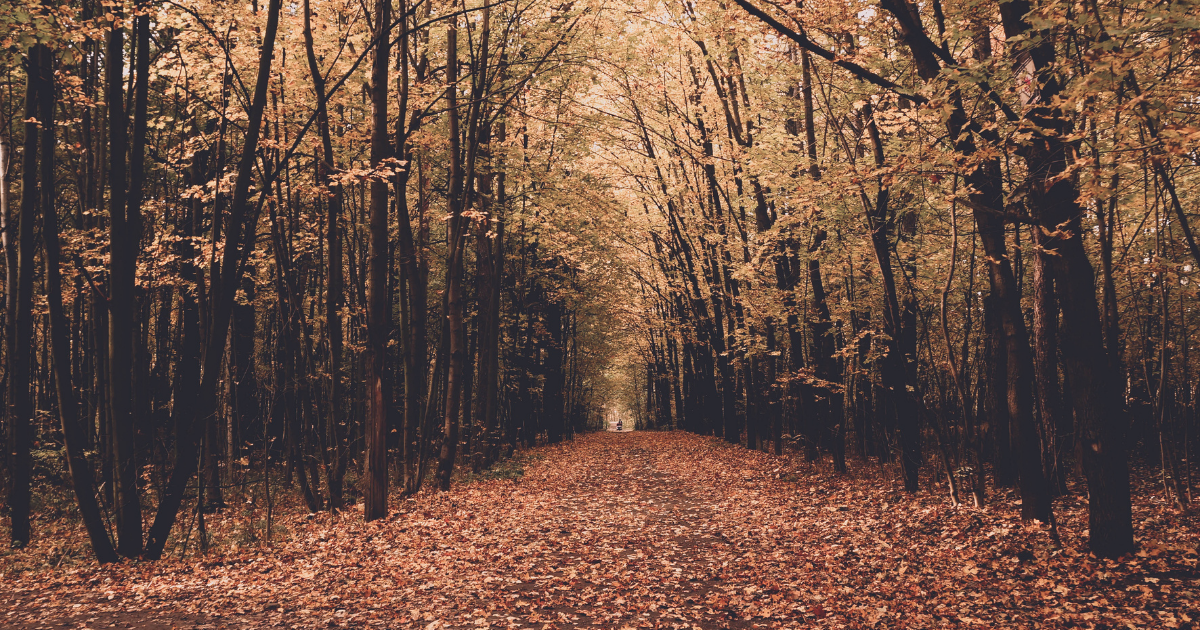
{"left": 1, "top": 0, "right": 1198, "bottom": 591}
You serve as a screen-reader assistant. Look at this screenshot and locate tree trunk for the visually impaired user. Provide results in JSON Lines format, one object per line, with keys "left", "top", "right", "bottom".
{"left": 472, "top": 116, "right": 502, "bottom": 472}
{"left": 144, "top": 0, "right": 283, "bottom": 559}
{"left": 7, "top": 42, "right": 41, "bottom": 549}
{"left": 882, "top": 0, "right": 1049, "bottom": 519}
{"left": 809, "top": 229, "right": 844, "bottom": 471}
{"left": 436, "top": 18, "right": 465, "bottom": 490}
{"left": 0, "top": 120, "right": 14, "bottom": 506}
{"left": 38, "top": 40, "right": 117, "bottom": 560}
{"left": 105, "top": 6, "right": 145, "bottom": 557}
{"left": 363, "top": 0, "right": 393, "bottom": 521}
{"left": 1031, "top": 229, "right": 1069, "bottom": 494}
{"left": 303, "top": 0, "right": 348, "bottom": 511}
{"left": 861, "top": 104, "right": 919, "bottom": 492}
{"left": 999, "top": 0, "right": 1132, "bottom": 555}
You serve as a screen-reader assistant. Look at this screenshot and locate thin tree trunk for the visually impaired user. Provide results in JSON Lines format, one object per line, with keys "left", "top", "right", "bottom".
{"left": 544, "top": 298, "right": 566, "bottom": 444}
{"left": 36, "top": 42, "right": 118, "bottom": 562}
{"left": 472, "top": 120, "right": 500, "bottom": 472}
{"left": 302, "top": 0, "right": 348, "bottom": 511}
{"left": 105, "top": 5, "right": 145, "bottom": 557}
{"left": 435, "top": 15, "right": 465, "bottom": 491}
{"left": 144, "top": 0, "right": 283, "bottom": 559}
{"left": 482, "top": 114, "right": 505, "bottom": 466}
{"left": 7, "top": 42, "right": 41, "bottom": 549}
{"left": 363, "top": 0, "right": 393, "bottom": 521}
{"left": 861, "top": 103, "right": 919, "bottom": 492}
{"left": 809, "top": 228, "right": 844, "bottom": 471}
{"left": 393, "top": 0, "right": 426, "bottom": 492}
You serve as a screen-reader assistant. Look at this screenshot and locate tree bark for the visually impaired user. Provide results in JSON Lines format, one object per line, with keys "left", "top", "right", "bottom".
{"left": 105, "top": 6, "right": 144, "bottom": 557}
{"left": 879, "top": 0, "right": 1049, "bottom": 520}
{"left": 860, "top": 103, "right": 919, "bottom": 492}
{"left": 1032, "top": 228, "right": 1069, "bottom": 494}
{"left": 436, "top": 18, "right": 465, "bottom": 490}
{"left": 7, "top": 43, "right": 41, "bottom": 549}
{"left": 472, "top": 116, "right": 502, "bottom": 471}
{"left": 363, "top": 0, "right": 393, "bottom": 521}
{"left": 38, "top": 43, "right": 118, "bottom": 560}
{"left": 303, "top": 0, "right": 348, "bottom": 511}
{"left": 999, "top": 0, "right": 1132, "bottom": 555}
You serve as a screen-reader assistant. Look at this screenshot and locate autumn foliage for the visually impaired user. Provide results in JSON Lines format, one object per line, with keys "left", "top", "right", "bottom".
{"left": 1, "top": 0, "right": 1200, "bottom": 625}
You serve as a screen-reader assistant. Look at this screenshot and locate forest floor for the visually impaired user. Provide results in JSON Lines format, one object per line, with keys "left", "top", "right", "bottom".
{"left": 2, "top": 431, "right": 1199, "bottom": 629}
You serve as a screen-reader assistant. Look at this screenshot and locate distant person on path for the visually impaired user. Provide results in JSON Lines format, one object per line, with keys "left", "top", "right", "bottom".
{"left": 617, "top": 420, "right": 623, "bottom": 431}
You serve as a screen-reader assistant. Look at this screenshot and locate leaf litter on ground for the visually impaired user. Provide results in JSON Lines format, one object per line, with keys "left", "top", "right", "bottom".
{"left": 2, "top": 431, "right": 1198, "bottom": 629}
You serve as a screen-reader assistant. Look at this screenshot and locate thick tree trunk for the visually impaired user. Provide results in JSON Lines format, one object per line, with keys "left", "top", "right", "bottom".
{"left": 1049, "top": 204, "right": 1133, "bottom": 554}
{"left": 981, "top": 219, "right": 1049, "bottom": 520}
{"left": 1032, "top": 230, "right": 1069, "bottom": 494}
{"left": 105, "top": 7, "right": 145, "bottom": 557}
{"left": 999, "top": 0, "right": 1132, "bottom": 555}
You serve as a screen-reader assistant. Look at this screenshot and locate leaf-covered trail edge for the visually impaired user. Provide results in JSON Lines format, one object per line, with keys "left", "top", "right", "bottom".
{"left": 3, "top": 431, "right": 1198, "bottom": 629}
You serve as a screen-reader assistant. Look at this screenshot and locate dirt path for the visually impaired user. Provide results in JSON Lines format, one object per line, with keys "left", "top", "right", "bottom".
{"left": 4, "top": 431, "right": 1198, "bottom": 629}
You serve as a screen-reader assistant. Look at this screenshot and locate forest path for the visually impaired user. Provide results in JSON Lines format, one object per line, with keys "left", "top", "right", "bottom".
{"left": 3, "top": 433, "right": 824, "bottom": 629}
{"left": 468, "top": 432, "right": 761, "bottom": 629}
{"left": 5, "top": 431, "right": 1199, "bottom": 629}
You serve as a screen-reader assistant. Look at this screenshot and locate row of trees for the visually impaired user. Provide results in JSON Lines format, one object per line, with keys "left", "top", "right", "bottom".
{"left": 617, "top": 0, "right": 1198, "bottom": 559}
{"left": 0, "top": 0, "right": 628, "bottom": 559}
{"left": 3, "top": 0, "right": 1197, "bottom": 564}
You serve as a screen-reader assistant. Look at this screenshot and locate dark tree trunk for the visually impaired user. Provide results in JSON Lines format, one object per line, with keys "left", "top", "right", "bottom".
{"left": 860, "top": 104, "right": 919, "bottom": 492}
{"left": 472, "top": 118, "right": 502, "bottom": 471}
{"left": 980, "top": 216, "right": 1048, "bottom": 521}
{"left": 1032, "top": 230, "right": 1069, "bottom": 494}
{"left": 809, "top": 229, "right": 845, "bottom": 472}
{"left": 394, "top": 0, "right": 429, "bottom": 493}
{"left": 39, "top": 40, "right": 117, "bottom": 560}
{"left": 436, "top": 18, "right": 466, "bottom": 490}
{"left": 303, "top": 0, "right": 348, "bottom": 511}
{"left": 363, "top": 0, "right": 393, "bottom": 520}
{"left": 999, "top": 0, "right": 1132, "bottom": 554}
{"left": 7, "top": 44, "right": 42, "bottom": 549}
{"left": 544, "top": 298, "right": 567, "bottom": 444}
{"left": 105, "top": 6, "right": 146, "bottom": 557}
{"left": 880, "top": 0, "right": 1049, "bottom": 519}
{"left": 144, "top": 0, "right": 282, "bottom": 559}
{"left": 0, "top": 133, "right": 14, "bottom": 499}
